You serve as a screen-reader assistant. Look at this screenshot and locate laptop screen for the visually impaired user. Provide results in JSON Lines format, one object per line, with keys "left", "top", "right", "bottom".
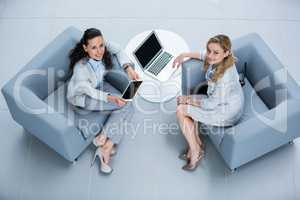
{"left": 134, "top": 32, "right": 162, "bottom": 69}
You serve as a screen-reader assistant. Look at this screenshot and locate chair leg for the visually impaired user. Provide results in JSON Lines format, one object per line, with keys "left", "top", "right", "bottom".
{"left": 230, "top": 168, "right": 237, "bottom": 173}
{"left": 72, "top": 157, "right": 78, "bottom": 165}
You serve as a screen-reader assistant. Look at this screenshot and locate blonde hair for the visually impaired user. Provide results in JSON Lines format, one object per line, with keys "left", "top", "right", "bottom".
{"left": 203, "top": 34, "right": 236, "bottom": 82}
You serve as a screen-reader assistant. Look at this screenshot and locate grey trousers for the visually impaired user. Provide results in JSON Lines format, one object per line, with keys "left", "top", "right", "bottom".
{"left": 84, "top": 80, "right": 133, "bottom": 145}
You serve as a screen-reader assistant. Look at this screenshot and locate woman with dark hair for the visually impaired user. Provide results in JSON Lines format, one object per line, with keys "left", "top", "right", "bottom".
{"left": 67, "top": 28, "right": 139, "bottom": 174}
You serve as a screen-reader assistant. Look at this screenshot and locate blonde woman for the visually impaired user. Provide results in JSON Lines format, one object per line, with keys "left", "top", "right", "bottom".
{"left": 173, "top": 34, "right": 244, "bottom": 171}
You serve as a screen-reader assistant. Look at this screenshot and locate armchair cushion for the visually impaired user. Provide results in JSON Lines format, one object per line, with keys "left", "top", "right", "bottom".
{"left": 44, "top": 82, "right": 110, "bottom": 139}
{"left": 240, "top": 78, "right": 269, "bottom": 122}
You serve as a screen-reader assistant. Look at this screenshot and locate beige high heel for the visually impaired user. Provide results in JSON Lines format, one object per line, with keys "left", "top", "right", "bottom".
{"left": 178, "top": 148, "right": 189, "bottom": 161}
{"left": 92, "top": 137, "right": 117, "bottom": 156}
{"left": 182, "top": 149, "right": 204, "bottom": 171}
{"left": 91, "top": 147, "right": 113, "bottom": 174}
{"left": 179, "top": 143, "right": 205, "bottom": 161}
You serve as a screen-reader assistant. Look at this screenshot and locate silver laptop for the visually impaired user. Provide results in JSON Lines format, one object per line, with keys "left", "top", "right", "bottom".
{"left": 133, "top": 31, "right": 176, "bottom": 82}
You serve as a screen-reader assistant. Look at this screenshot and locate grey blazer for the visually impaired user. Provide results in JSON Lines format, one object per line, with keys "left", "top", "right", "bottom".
{"left": 67, "top": 41, "right": 133, "bottom": 108}
{"left": 187, "top": 64, "right": 245, "bottom": 127}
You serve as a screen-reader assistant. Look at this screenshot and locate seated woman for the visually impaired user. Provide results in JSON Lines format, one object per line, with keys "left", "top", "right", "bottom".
{"left": 173, "top": 34, "right": 244, "bottom": 171}
{"left": 67, "top": 28, "right": 139, "bottom": 174}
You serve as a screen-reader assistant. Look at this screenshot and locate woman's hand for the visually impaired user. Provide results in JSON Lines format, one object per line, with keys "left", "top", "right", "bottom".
{"left": 107, "top": 95, "right": 126, "bottom": 107}
{"left": 177, "top": 95, "right": 190, "bottom": 105}
{"left": 177, "top": 95, "right": 201, "bottom": 107}
{"left": 126, "top": 66, "right": 140, "bottom": 80}
{"left": 187, "top": 98, "right": 201, "bottom": 107}
{"left": 173, "top": 52, "right": 201, "bottom": 68}
{"left": 173, "top": 53, "right": 186, "bottom": 68}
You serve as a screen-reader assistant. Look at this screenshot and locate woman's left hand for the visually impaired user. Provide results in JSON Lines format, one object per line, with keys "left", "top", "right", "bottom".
{"left": 126, "top": 66, "right": 140, "bottom": 80}
{"left": 177, "top": 95, "right": 201, "bottom": 106}
{"left": 187, "top": 98, "right": 201, "bottom": 107}
{"left": 177, "top": 95, "right": 190, "bottom": 105}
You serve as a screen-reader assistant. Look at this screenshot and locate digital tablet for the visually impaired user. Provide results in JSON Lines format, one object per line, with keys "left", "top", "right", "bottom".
{"left": 121, "top": 80, "right": 143, "bottom": 101}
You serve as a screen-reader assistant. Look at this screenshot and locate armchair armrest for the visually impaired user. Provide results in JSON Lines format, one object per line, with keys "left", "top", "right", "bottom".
{"left": 220, "top": 98, "right": 300, "bottom": 168}
{"left": 231, "top": 99, "right": 300, "bottom": 142}
{"left": 181, "top": 59, "right": 206, "bottom": 95}
{"left": 4, "top": 86, "right": 83, "bottom": 161}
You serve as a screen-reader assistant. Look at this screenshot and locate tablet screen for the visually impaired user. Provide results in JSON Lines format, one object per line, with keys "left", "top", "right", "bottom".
{"left": 122, "top": 80, "right": 143, "bottom": 100}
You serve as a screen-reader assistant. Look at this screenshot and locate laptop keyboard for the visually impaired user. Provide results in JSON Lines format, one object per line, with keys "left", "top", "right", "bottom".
{"left": 148, "top": 52, "right": 173, "bottom": 76}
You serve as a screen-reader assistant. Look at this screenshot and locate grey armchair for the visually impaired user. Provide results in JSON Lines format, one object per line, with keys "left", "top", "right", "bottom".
{"left": 1, "top": 27, "right": 129, "bottom": 162}
{"left": 182, "top": 33, "right": 300, "bottom": 170}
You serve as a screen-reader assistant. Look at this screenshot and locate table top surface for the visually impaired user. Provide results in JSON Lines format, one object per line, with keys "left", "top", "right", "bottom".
{"left": 125, "top": 29, "right": 189, "bottom": 103}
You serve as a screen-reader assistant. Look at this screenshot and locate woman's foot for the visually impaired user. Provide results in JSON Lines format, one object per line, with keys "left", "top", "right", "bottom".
{"left": 91, "top": 147, "right": 113, "bottom": 174}
{"left": 93, "top": 134, "right": 117, "bottom": 156}
{"left": 182, "top": 148, "right": 204, "bottom": 171}
{"left": 179, "top": 148, "right": 189, "bottom": 160}
{"left": 179, "top": 148, "right": 192, "bottom": 161}
{"left": 93, "top": 134, "right": 107, "bottom": 147}
{"left": 101, "top": 139, "right": 114, "bottom": 164}
{"left": 179, "top": 143, "right": 204, "bottom": 161}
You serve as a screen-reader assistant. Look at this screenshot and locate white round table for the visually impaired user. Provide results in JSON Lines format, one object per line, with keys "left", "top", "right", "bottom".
{"left": 125, "top": 30, "right": 189, "bottom": 103}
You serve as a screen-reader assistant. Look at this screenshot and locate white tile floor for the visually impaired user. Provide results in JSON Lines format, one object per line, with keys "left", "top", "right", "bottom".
{"left": 0, "top": 0, "right": 300, "bottom": 199}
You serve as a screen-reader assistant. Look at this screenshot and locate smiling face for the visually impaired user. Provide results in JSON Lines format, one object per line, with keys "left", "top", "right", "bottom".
{"left": 206, "top": 42, "right": 229, "bottom": 65}
{"left": 83, "top": 36, "right": 105, "bottom": 61}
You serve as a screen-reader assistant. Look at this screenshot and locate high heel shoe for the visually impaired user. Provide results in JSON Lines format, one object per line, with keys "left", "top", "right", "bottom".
{"left": 178, "top": 148, "right": 189, "bottom": 161}
{"left": 179, "top": 143, "right": 205, "bottom": 161}
{"left": 91, "top": 147, "right": 113, "bottom": 174}
{"left": 92, "top": 138, "right": 117, "bottom": 156}
{"left": 182, "top": 149, "right": 204, "bottom": 171}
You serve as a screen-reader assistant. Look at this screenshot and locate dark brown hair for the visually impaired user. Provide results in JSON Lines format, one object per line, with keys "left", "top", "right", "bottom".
{"left": 68, "top": 28, "right": 112, "bottom": 71}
